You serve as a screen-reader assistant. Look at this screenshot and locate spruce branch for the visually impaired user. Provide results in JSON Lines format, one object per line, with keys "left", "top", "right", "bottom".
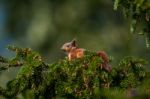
{"left": 114, "top": 0, "right": 150, "bottom": 48}
{"left": 0, "top": 46, "right": 149, "bottom": 98}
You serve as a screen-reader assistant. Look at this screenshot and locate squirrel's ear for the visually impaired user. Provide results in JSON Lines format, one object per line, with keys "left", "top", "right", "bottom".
{"left": 71, "top": 39, "right": 77, "bottom": 47}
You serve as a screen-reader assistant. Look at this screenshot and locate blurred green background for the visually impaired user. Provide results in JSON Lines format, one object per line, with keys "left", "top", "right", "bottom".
{"left": 0, "top": 0, "right": 149, "bottom": 87}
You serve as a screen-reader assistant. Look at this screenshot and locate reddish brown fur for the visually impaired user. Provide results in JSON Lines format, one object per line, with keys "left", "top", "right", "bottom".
{"left": 68, "top": 48, "right": 84, "bottom": 61}
{"left": 61, "top": 39, "right": 112, "bottom": 72}
{"left": 97, "top": 51, "right": 109, "bottom": 63}
{"left": 97, "top": 51, "right": 112, "bottom": 72}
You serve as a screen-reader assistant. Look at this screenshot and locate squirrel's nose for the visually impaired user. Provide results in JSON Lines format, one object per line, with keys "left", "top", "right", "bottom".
{"left": 61, "top": 47, "right": 65, "bottom": 51}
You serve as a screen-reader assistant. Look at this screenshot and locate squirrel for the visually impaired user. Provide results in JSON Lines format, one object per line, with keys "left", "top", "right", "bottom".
{"left": 61, "top": 39, "right": 85, "bottom": 61}
{"left": 61, "top": 39, "right": 112, "bottom": 72}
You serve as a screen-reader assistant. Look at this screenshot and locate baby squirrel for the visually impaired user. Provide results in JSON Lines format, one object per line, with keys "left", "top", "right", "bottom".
{"left": 61, "top": 39, "right": 112, "bottom": 72}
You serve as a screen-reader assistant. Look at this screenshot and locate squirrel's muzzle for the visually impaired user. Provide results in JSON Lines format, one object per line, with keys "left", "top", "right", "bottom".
{"left": 61, "top": 46, "right": 66, "bottom": 51}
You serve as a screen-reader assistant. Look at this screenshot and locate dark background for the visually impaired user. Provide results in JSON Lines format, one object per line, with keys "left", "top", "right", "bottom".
{"left": 0, "top": 0, "right": 149, "bottom": 87}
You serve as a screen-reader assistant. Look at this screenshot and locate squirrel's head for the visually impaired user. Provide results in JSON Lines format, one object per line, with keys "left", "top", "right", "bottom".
{"left": 61, "top": 39, "right": 77, "bottom": 52}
